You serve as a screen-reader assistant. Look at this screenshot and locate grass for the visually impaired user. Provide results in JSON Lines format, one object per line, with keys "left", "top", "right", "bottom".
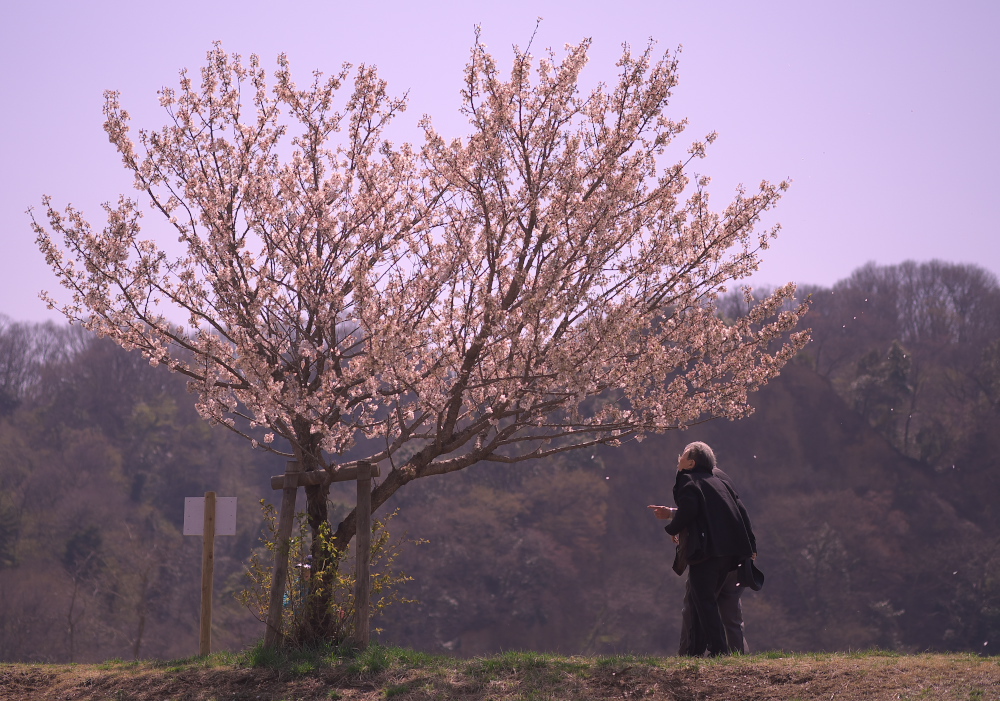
{"left": 1, "top": 646, "right": 998, "bottom": 700}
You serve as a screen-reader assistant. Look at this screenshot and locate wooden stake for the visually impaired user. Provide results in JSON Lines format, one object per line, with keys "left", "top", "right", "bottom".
{"left": 264, "top": 461, "right": 300, "bottom": 649}
{"left": 199, "top": 491, "right": 216, "bottom": 656}
{"left": 353, "top": 460, "right": 372, "bottom": 649}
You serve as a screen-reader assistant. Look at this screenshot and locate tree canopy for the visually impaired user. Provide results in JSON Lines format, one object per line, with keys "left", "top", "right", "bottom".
{"left": 32, "top": 37, "right": 808, "bottom": 642}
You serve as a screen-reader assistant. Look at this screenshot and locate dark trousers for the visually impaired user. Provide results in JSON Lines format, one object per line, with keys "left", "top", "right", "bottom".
{"left": 678, "top": 557, "right": 744, "bottom": 656}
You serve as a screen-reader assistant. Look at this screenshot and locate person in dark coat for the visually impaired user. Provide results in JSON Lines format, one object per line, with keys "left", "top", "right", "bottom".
{"left": 648, "top": 441, "right": 756, "bottom": 656}
{"left": 677, "top": 464, "right": 752, "bottom": 656}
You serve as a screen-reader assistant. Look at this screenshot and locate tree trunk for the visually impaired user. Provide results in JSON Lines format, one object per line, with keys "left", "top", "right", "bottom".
{"left": 132, "top": 571, "right": 148, "bottom": 661}
{"left": 299, "top": 479, "right": 333, "bottom": 644}
{"left": 280, "top": 424, "right": 344, "bottom": 645}
{"left": 66, "top": 578, "right": 79, "bottom": 663}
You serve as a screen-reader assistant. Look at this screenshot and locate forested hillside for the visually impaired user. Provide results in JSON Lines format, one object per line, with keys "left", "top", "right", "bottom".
{"left": 2, "top": 260, "right": 998, "bottom": 661}
{"left": 0, "top": 324, "right": 276, "bottom": 661}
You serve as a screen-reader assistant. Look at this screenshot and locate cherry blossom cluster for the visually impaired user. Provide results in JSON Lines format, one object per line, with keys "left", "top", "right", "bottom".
{"left": 33, "top": 38, "right": 809, "bottom": 534}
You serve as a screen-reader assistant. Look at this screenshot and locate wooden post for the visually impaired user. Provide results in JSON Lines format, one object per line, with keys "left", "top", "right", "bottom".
{"left": 199, "top": 491, "right": 216, "bottom": 656}
{"left": 264, "top": 460, "right": 300, "bottom": 649}
{"left": 353, "top": 460, "right": 372, "bottom": 648}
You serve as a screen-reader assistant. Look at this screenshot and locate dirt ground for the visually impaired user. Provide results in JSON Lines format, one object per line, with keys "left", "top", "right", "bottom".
{"left": 1, "top": 652, "right": 998, "bottom": 700}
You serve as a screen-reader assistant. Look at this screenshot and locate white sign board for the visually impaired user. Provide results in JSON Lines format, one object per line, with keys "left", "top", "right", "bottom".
{"left": 184, "top": 497, "right": 238, "bottom": 536}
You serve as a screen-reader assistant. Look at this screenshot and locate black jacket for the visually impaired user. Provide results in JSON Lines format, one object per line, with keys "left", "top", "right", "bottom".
{"left": 664, "top": 466, "right": 756, "bottom": 561}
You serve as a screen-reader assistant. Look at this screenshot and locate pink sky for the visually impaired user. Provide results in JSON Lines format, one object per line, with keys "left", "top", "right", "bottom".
{"left": 2, "top": 0, "right": 997, "bottom": 323}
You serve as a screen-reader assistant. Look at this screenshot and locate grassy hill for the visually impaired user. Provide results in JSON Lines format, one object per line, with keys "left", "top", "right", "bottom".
{"left": 2, "top": 646, "right": 997, "bottom": 700}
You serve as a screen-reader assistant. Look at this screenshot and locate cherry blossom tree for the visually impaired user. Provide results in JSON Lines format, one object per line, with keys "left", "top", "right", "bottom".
{"left": 34, "top": 36, "right": 809, "bottom": 642}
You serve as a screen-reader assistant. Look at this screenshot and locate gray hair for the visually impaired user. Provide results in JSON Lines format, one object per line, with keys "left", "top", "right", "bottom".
{"left": 683, "top": 441, "right": 717, "bottom": 471}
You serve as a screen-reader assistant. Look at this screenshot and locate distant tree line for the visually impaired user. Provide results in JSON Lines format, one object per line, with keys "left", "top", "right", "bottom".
{"left": 1, "top": 259, "right": 999, "bottom": 660}
{"left": 0, "top": 321, "right": 274, "bottom": 661}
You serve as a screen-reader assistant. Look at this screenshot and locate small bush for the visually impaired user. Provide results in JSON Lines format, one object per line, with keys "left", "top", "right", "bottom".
{"left": 236, "top": 503, "right": 422, "bottom": 648}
